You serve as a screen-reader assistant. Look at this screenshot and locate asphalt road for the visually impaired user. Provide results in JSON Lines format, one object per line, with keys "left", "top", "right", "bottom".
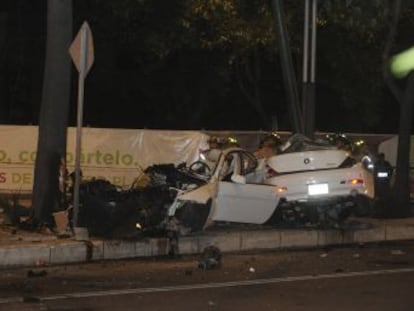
{"left": 1, "top": 241, "right": 414, "bottom": 311}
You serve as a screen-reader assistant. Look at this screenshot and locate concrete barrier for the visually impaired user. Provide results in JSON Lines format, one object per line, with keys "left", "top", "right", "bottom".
{"left": 1, "top": 217, "right": 414, "bottom": 268}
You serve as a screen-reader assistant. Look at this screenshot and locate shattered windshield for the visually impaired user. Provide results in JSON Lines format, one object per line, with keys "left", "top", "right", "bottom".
{"left": 280, "top": 134, "right": 336, "bottom": 153}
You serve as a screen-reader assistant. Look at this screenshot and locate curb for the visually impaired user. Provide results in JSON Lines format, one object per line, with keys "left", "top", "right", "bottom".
{"left": 1, "top": 221, "right": 414, "bottom": 268}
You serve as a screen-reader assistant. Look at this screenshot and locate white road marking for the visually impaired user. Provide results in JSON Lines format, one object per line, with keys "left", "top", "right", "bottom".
{"left": 1, "top": 267, "right": 414, "bottom": 304}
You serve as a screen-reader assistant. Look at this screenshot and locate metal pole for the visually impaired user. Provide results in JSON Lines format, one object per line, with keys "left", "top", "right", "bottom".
{"left": 271, "top": 0, "right": 303, "bottom": 134}
{"left": 73, "top": 25, "right": 88, "bottom": 228}
{"left": 310, "top": 0, "right": 317, "bottom": 83}
{"left": 302, "top": 0, "right": 310, "bottom": 85}
{"left": 302, "top": 0, "right": 310, "bottom": 137}
{"left": 306, "top": 0, "right": 317, "bottom": 138}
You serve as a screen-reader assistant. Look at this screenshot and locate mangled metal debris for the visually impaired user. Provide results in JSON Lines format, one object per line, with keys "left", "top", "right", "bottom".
{"left": 75, "top": 163, "right": 206, "bottom": 237}
{"left": 198, "top": 246, "right": 222, "bottom": 270}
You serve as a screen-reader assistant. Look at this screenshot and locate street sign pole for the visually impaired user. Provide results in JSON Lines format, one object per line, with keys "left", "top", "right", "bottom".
{"left": 69, "top": 21, "right": 94, "bottom": 231}
{"left": 73, "top": 25, "right": 88, "bottom": 229}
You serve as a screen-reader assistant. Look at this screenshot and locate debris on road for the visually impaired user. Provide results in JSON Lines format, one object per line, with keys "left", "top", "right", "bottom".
{"left": 198, "top": 245, "right": 222, "bottom": 270}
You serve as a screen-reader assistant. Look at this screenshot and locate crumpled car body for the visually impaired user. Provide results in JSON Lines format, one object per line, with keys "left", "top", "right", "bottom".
{"left": 167, "top": 147, "right": 281, "bottom": 232}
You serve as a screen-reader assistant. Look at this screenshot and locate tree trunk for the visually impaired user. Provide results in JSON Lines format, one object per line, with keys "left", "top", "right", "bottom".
{"left": 382, "top": 0, "right": 411, "bottom": 217}
{"left": 0, "top": 10, "right": 9, "bottom": 122}
{"left": 391, "top": 71, "right": 414, "bottom": 217}
{"left": 31, "top": 0, "right": 72, "bottom": 226}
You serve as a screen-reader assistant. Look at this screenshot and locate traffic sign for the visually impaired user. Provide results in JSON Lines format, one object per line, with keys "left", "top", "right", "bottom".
{"left": 69, "top": 21, "right": 94, "bottom": 75}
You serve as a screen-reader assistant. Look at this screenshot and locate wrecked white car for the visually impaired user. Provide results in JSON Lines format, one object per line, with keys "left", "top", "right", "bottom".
{"left": 166, "top": 134, "right": 374, "bottom": 233}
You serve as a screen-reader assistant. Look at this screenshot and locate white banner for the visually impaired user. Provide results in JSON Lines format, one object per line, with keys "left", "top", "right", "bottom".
{"left": 0, "top": 125, "right": 209, "bottom": 193}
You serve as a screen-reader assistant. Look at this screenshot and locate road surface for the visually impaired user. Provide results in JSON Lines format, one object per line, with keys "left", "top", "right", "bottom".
{"left": 1, "top": 241, "right": 414, "bottom": 310}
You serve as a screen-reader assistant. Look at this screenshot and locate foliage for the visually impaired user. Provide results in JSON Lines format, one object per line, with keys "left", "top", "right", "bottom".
{"left": 319, "top": 0, "right": 392, "bottom": 43}
{"left": 97, "top": 0, "right": 187, "bottom": 62}
{"left": 90, "top": 0, "right": 414, "bottom": 132}
{"left": 182, "top": 0, "right": 276, "bottom": 55}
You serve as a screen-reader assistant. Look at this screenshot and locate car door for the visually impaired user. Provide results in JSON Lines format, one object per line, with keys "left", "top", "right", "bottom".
{"left": 211, "top": 150, "right": 280, "bottom": 224}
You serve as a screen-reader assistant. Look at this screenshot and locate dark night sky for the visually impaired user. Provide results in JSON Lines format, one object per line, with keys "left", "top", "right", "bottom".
{"left": 0, "top": 1, "right": 410, "bottom": 135}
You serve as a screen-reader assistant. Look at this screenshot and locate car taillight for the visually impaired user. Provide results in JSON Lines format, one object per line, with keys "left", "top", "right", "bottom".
{"left": 275, "top": 186, "right": 288, "bottom": 193}
{"left": 266, "top": 166, "right": 278, "bottom": 179}
{"left": 348, "top": 178, "right": 363, "bottom": 185}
